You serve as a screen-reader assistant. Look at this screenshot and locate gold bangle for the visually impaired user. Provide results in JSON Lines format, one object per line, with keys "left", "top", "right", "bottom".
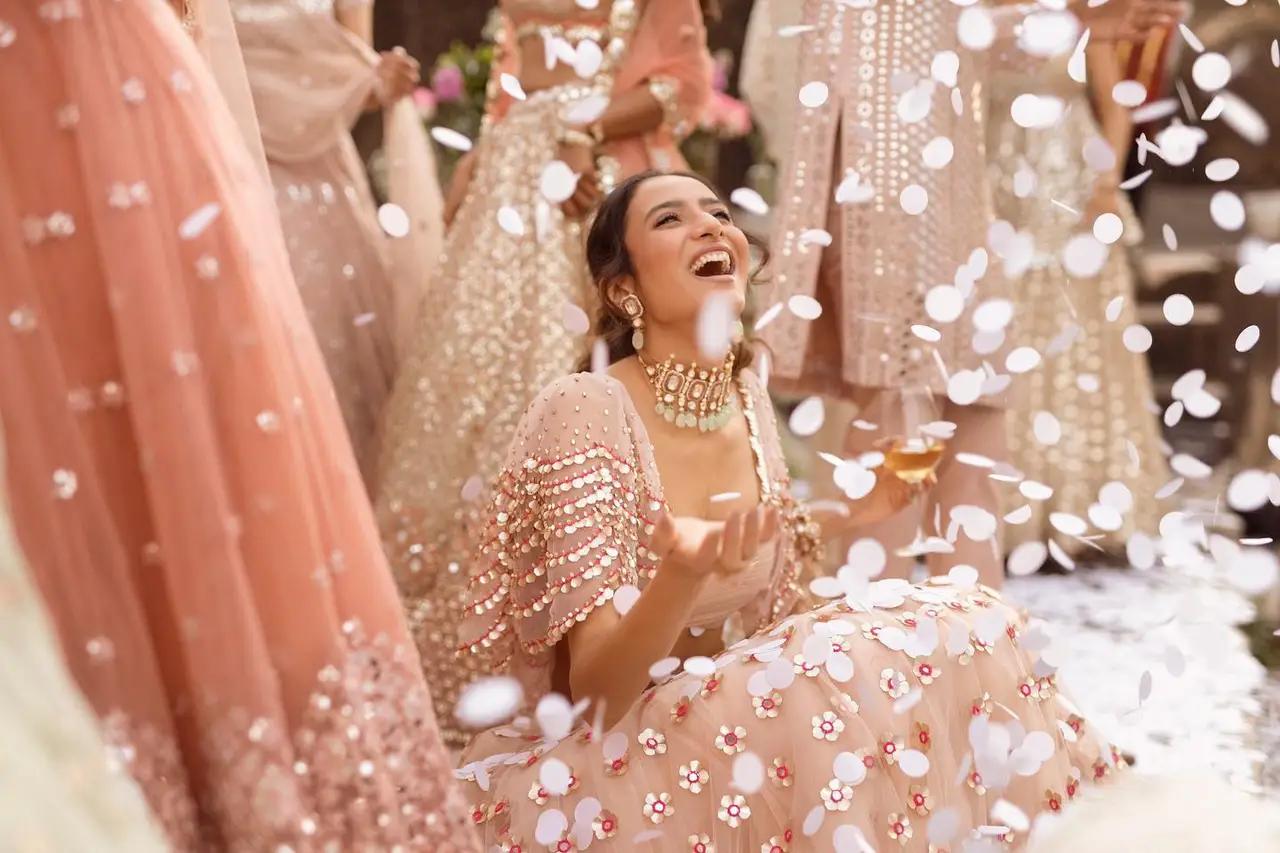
{"left": 559, "top": 127, "right": 596, "bottom": 149}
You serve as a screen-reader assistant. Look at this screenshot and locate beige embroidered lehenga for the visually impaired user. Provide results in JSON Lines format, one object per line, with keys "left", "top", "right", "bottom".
{"left": 374, "top": 0, "right": 712, "bottom": 746}
{"left": 987, "top": 53, "right": 1169, "bottom": 554}
{"left": 456, "top": 370, "right": 1121, "bottom": 851}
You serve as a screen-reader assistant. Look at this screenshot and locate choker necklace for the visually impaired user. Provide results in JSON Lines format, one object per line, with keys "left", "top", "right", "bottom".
{"left": 638, "top": 350, "right": 737, "bottom": 432}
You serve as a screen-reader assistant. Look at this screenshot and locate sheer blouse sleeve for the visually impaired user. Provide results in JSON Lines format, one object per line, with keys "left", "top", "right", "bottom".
{"left": 459, "top": 374, "right": 663, "bottom": 673}
{"left": 740, "top": 370, "right": 823, "bottom": 624}
{"left": 614, "top": 0, "right": 714, "bottom": 141}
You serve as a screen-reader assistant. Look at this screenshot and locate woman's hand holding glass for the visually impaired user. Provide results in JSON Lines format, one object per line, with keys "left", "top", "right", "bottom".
{"left": 650, "top": 505, "right": 779, "bottom": 581}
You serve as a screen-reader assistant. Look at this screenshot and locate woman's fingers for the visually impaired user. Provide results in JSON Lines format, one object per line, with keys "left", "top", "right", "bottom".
{"left": 695, "top": 522, "right": 724, "bottom": 568}
{"left": 738, "top": 504, "right": 762, "bottom": 561}
{"left": 650, "top": 510, "right": 676, "bottom": 556}
{"left": 718, "top": 511, "right": 744, "bottom": 570}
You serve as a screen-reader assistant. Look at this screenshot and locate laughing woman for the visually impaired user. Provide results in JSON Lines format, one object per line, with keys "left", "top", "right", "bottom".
{"left": 455, "top": 171, "right": 1120, "bottom": 852}
{"left": 374, "top": 0, "right": 714, "bottom": 746}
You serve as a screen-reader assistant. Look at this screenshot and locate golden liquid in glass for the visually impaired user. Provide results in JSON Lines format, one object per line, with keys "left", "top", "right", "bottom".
{"left": 878, "top": 437, "right": 946, "bottom": 485}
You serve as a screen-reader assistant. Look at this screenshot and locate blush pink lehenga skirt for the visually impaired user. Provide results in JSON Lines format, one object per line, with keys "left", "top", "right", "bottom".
{"left": 0, "top": 2, "right": 477, "bottom": 851}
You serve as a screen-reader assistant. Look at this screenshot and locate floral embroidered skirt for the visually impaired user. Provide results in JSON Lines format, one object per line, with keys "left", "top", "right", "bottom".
{"left": 457, "top": 582, "right": 1118, "bottom": 852}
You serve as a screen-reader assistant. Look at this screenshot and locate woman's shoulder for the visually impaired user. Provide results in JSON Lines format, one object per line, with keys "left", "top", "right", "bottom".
{"left": 515, "top": 372, "right": 641, "bottom": 446}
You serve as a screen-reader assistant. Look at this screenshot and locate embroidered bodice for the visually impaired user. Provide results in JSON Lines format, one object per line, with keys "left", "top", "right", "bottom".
{"left": 459, "top": 370, "right": 817, "bottom": 709}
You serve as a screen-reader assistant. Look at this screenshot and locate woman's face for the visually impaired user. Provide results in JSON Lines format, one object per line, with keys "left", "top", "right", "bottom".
{"left": 620, "top": 174, "right": 750, "bottom": 327}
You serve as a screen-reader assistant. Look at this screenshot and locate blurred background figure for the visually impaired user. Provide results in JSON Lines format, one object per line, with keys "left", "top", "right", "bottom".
{"left": 374, "top": 0, "right": 715, "bottom": 746}
{"left": 234, "top": 0, "right": 440, "bottom": 488}
{"left": 988, "top": 19, "right": 1171, "bottom": 561}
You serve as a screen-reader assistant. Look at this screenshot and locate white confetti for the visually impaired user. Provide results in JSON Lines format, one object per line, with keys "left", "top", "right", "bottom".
{"left": 789, "top": 396, "right": 826, "bottom": 437}
{"left": 925, "top": 285, "right": 965, "bottom": 323}
{"left": 730, "top": 187, "right": 769, "bottom": 216}
{"left": 460, "top": 475, "right": 484, "bottom": 502}
{"left": 376, "top": 203, "right": 410, "bottom": 238}
{"left": 1191, "top": 52, "right": 1231, "bottom": 92}
{"left": 1112, "top": 80, "right": 1148, "bottom": 107}
{"left": 430, "top": 126, "right": 473, "bottom": 151}
{"left": 612, "top": 584, "right": 641, "bottom": 615}
{"left": 497, "top": 206, "right": 524, "bottom": 236}
{"left": 1163, "top": 294, "right": 1194, "bottom": 326}
{"left": 1205, "top": 158, "right": 1240, "bottom": 182}
{"left": 788, "top": 294, "right": 823, "bottom": 320}
{"left": 455, "top": 677, "right": 524, "bottom": 728}
{"left": 562, "top": 302, "right": 590, "bottom": 334}
{"left": 798, "top": 81, "right": 830, "bottom": 108}
{"left": 732, "top": 752, "right": 766, "bottom": 794}
{"left": 179, "top": 202, "right": 221, "bottom": 239}
{"left": 900, "top": 184, "right": 929, "bottom": 215}
{"left": 539, "top": 161, "right": 578, "bottom": 203}
{"left": 499, "top": 72, "right": 526, "bottom": 100}
{"left": 1121, "top": 324, "right": 1153, "bottom": 354}
{"left": 922, "top": 136, "right": 955, "bottom": 168}
{"left": 1092, "top": 212, "right": 1123, "bottom": 244}
{"left": 535, "top": 694, "right": 575, "bottom": 741}
{"left": 1209, "top": 191, "right": 1246, "bottom": 231}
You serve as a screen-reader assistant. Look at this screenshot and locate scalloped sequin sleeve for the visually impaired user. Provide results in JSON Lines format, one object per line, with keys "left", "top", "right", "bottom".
{"left": 458, "top": 374, "right": 662, "bottom": 672}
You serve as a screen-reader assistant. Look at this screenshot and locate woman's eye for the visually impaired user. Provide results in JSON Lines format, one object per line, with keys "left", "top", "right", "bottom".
{"left": 714, "top": 210, "right": 732, "bottom": 222}
{"left": 656, "top": 213, "right": 678, "bottom": 226}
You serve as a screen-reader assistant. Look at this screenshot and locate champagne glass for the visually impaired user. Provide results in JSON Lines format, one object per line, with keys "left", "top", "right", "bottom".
{"left": 874, "top": 386, "right": 945, "bottom": 557}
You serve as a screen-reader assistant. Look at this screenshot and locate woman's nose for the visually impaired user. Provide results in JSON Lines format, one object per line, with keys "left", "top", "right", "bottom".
{"left": 694, "top": 211, "right": 724, "bottom": 238}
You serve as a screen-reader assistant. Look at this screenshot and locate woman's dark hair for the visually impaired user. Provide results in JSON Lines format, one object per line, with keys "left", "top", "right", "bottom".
{"left": 577, "top": 169, "right": 769, "bottom": 375}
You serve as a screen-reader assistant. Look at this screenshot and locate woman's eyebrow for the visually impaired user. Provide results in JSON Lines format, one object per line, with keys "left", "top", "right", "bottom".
{"left": 645, "top": 197, "right": 724, "bottom": 219}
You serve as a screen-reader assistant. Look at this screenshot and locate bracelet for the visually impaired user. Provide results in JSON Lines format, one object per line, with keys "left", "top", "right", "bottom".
{"left": 558, "top": 127, "right": 596, "bottom": 149}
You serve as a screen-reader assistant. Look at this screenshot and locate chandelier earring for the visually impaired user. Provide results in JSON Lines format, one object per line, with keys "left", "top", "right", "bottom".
{"left": 621, "top": 294, "right": 645, "bottom": 351}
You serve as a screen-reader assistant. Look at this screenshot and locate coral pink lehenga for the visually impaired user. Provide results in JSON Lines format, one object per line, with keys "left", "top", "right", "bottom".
{"left": 0, "top": 2, "right": 475, "bottom": 851}
{"left": 456, "top": 372, "right": 1119, "bottom": 852}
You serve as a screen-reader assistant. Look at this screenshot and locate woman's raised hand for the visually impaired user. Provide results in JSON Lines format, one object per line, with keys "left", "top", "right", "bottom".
{"left": 650, "top": 505, "right": 779, "bottom": 581}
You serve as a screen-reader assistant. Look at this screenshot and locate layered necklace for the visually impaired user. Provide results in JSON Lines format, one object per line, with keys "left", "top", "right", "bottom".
{"left": 637, "top": 350, "right": 738, "bottom": 432}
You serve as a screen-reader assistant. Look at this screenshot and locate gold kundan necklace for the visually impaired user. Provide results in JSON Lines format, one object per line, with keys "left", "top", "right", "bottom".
{"left": 638, "top": 350, "right": 738, "bottom": 432}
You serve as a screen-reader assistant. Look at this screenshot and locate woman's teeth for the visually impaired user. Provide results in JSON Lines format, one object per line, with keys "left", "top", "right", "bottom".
{"left": 690, "top": 250, "right": 732, "bottom": 276}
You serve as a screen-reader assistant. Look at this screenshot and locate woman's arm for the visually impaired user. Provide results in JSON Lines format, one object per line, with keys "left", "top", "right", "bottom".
{"left": 334, "top": 0, "right": 373, "bottom": 45}
{"left": 592, "top": 86, "right": 668, "bottom": 144}
{"left": 583, "top": 0, "right": 712, "bottom": 145}
{"left": 1086, "top": 43, "right": 1134, "bottom": 186}
{"left": 565, "top": 565, "right": 709, "bottom": 728}
{"left": 565, "top": 509, "right": 776, "bottom": 728}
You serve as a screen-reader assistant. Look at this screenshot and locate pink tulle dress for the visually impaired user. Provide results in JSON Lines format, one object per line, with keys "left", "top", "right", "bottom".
{"left": 0, "top": 1, "right": 477, "bottom": 850}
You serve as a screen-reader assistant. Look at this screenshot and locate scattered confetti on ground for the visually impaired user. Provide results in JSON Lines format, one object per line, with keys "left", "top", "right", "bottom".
{"left": 1006, "top": 564, "right": 1268, "bottom": 791}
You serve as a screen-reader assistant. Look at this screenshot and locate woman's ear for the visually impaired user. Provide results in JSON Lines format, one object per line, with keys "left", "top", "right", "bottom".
{"left": 604, "top": 276, "right": 637, "bottom": 312}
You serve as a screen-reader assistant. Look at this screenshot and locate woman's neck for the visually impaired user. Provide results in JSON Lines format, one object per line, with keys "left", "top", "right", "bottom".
{"left": 636, "top": 324, "right": 729, "bottom": 371}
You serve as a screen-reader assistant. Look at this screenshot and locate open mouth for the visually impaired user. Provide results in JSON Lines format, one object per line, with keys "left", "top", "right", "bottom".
{"left": 689, "top": 249, "right": 735, "bottom": 278}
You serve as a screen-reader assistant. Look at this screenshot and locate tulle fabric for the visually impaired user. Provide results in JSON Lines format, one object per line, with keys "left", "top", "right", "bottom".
{"left": 0, "top": 431, "right": 169, "bottom": 853}
{"left": 455, "top": 373, "right": 1118, "bottom": 852}
{"left": 0, "top": 1, "right": 475, "bottom": 849}
{"left": 233, "top": 0, "right": 443, "bottom": 484}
